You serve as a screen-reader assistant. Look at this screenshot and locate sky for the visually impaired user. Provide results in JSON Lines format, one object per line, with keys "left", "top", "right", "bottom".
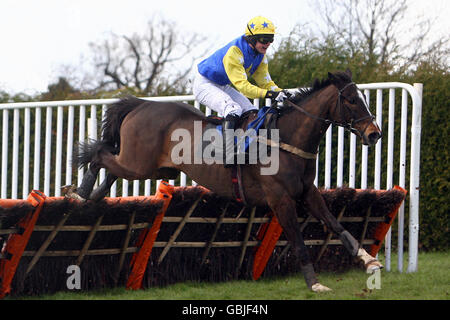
{"left": 0, "top": 0, "right": 448, "bottom": 95}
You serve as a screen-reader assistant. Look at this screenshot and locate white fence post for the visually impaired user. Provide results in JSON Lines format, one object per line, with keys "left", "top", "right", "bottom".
{"left": 397, "top": 89, "right": 408, "bottom": 272}
{"left": 22, "top": 107, "right": 31, "bottom": 199}
{"left": 78, "top": 105, "right": 85, "bottom": 187}
{"left": 55, "top": 106, "right": 64, "bottom": 197}
{"left": 324, "top": 127, "right": 332, "bottom": 189}
{"left": 11, "top": 109, "right": 20, "bottom": 199}
{"left": 33, "top": 108, "right": 41, "bottom": 190}
{"left": 361, "top": 90, "right": 370, "bottom": 189}
{"left": 374, "top": 89, "right": 383, "bottom": 190}
{"left": 336, "top": 127, "right": 344, "bottom": 187}
{"left": 44, "top": 106, "right": 52, "bottom": 196}
{"left": 1, "top": 109, "right": 8, "bottom": 198}
{"left": 385, "top": 88, "right": 396, "bottom": 271}
{"left": 408, "top": 83, "right": 423, "bottom": 273}
{"left": 66, "top": 106, "right": 74, "bottom": 186}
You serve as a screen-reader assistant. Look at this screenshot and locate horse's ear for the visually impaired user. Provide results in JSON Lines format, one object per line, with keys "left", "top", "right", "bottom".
{"left": 328, "top": 72, "right": 338, "bottom": 84}
{"left": 345, "top": 68, "right": 352, "bottom": 79}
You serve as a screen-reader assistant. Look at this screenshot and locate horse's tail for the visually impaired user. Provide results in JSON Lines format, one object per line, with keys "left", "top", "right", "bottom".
{"left": 75, "top": 96, "right": 146, "bottom": 169}
{"left": 102, "top": 95, "right": 147, "bottom": 149}
{"left": 77, "top": 140, "right": 116, "bottom": 169}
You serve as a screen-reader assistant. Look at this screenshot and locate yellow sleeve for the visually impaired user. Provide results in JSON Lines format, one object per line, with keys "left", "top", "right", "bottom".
{"left": 253, "top": 55, "right": 281, "bottom": 92}
{"left": 222, "top": 46, "right": 266, "bottom": 99}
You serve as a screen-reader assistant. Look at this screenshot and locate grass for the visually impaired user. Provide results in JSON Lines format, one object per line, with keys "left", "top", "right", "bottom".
{"left": 11, "top": 251, "right": 450, "bottom": 300}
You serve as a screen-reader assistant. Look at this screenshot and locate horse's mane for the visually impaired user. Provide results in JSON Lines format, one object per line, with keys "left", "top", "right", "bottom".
{"left": 289, "top": 71, "right": 351, "bottom": 106}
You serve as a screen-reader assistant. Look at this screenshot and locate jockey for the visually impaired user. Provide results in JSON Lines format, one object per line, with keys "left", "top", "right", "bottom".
{"left": 193, "top": 16, "right": 288, "bottom": 167}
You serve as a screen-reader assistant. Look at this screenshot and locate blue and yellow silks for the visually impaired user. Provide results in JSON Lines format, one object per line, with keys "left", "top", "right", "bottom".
{"left": 197, "top": 35, "right": 280, "bottom": 99}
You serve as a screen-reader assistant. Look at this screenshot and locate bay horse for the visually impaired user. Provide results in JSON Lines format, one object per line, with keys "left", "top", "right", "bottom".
{"left": 71, "top": 69, "right": 383, "bottom": 292}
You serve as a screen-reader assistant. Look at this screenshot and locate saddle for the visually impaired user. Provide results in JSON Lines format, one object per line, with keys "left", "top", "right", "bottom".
{"left": 205, "top": 107, "right": 279, "bottom": 153}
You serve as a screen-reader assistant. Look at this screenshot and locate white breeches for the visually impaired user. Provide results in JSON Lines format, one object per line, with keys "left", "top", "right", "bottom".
{"left": 193, "top": 70, "right": 257, "bottom": 118}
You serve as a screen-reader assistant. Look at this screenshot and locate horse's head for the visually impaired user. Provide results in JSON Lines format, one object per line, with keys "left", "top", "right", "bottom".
{"left": 327, "top": 69, "right": 382, "bottom": 146}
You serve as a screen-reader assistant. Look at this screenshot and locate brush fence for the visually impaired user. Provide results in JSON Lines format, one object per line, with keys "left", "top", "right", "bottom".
{"left": 0, "top": 184, "right": 406, "bottom": 297}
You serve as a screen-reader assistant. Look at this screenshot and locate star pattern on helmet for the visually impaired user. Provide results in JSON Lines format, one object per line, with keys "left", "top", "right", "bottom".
{"left": 262, "top": 22, "right": 269, "bottom": 28}
{"left": 249, "top": 23, "right": 255, "bottom": 29}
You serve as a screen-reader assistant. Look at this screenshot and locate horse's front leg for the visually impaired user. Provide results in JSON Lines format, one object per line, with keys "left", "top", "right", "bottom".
{"left": 261, "top": 185, "right": 331, "bottom": 292}
{"left": 302, "top": 185, "right": 383, "bottom": 273}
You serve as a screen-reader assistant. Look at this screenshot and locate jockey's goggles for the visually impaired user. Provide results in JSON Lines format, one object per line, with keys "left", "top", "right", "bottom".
{"left": 256, "top": 34, "right": 274, "bottom": 44}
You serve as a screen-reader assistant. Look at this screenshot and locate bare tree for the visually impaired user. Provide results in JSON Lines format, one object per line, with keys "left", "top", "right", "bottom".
{"left": 312, "top": 0, "right": 448, "bottom": 68}
{"left": 89, "top": 16, "right": 208, "bottom": 95}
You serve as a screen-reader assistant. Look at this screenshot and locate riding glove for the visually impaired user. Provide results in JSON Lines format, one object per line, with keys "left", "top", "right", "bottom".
{"left": 265, "top": 90, "right": 288, "bottom": 102}
{"left": 283, "top": 88, "right": 299, "bottom": 98}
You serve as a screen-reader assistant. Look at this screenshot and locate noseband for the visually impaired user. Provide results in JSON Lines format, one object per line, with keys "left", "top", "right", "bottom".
{"left": 287, "top": 82, "right": 376, "bottom": 137}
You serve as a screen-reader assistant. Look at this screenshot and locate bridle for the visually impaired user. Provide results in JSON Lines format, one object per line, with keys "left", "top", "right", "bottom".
{"left": 286, "top": 82, "right": 376, "bottom": 138}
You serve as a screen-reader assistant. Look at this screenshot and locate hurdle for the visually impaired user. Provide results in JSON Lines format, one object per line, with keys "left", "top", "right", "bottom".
{"left": 0, "top": 183, "right": 406, "bottom": 298}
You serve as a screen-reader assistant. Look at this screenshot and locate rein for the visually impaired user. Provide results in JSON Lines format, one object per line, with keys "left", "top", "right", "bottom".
{"left": 286, "top": 82, "right": 375, "bottom": 137}
{"left": 234, "top": 82, "right": 377, "bottom": 164}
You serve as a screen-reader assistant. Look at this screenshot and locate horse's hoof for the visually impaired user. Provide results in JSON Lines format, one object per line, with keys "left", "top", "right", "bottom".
{"left": 311, "top": 283, "right": 332, "bottom": 292}
{"left": 61, "top": 185, "right": 75, "bottom": 195}
{"left": 357, "top": 248, "right": 383, "bottom": 273}
{"left": 62, "top": 185, "right": 86, "bottom": 202}
{"left": 365, "top": 260, "right": 384, "bottom": 274}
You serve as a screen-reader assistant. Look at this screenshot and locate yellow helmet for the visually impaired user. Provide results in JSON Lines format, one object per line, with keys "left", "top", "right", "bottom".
{"left": 245, "top": 16, "right": 276, "bottom": 36}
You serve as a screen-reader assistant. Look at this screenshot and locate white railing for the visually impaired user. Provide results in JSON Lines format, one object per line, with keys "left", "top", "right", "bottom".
{"left": 0, "top": 82, "right": 422, "bottom": 273}
{"left": 319, "top": 82, "right": 422, "bottom": 273}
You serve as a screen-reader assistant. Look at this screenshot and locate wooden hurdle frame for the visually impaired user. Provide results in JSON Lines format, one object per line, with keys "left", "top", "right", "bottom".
{"left": 0, "top": 182, "right": 406, "bottom": 298}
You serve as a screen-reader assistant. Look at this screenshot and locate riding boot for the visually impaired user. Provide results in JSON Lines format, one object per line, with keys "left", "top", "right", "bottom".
{"left": 223, "top": 114, "right": 239, "bottom": 168}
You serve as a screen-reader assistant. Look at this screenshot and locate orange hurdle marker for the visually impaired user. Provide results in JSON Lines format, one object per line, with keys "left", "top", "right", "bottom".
{"left": 369, "top": 185, "right": 407, "bottom": 256}
{"left": 0, "top": 190, "right": 46, "bottom": 299}
{"left": 252, "top": 214, "right": 283, "bottom": 280}
{"left": 126, "top": 181, "right": 174, "bottom": 290}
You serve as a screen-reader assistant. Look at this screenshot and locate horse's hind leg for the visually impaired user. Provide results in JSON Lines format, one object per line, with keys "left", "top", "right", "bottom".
{"left": 302, "top": 185, "right": 383, "bottom": 272}
{"left": 76, "top": 166, "right": 100, "bottom": 200}
{"left": 89, "top": 173, "right": 118, "bottom": 202}
{"left": 72, "top": 140, "right": 114, "bottom": 200}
